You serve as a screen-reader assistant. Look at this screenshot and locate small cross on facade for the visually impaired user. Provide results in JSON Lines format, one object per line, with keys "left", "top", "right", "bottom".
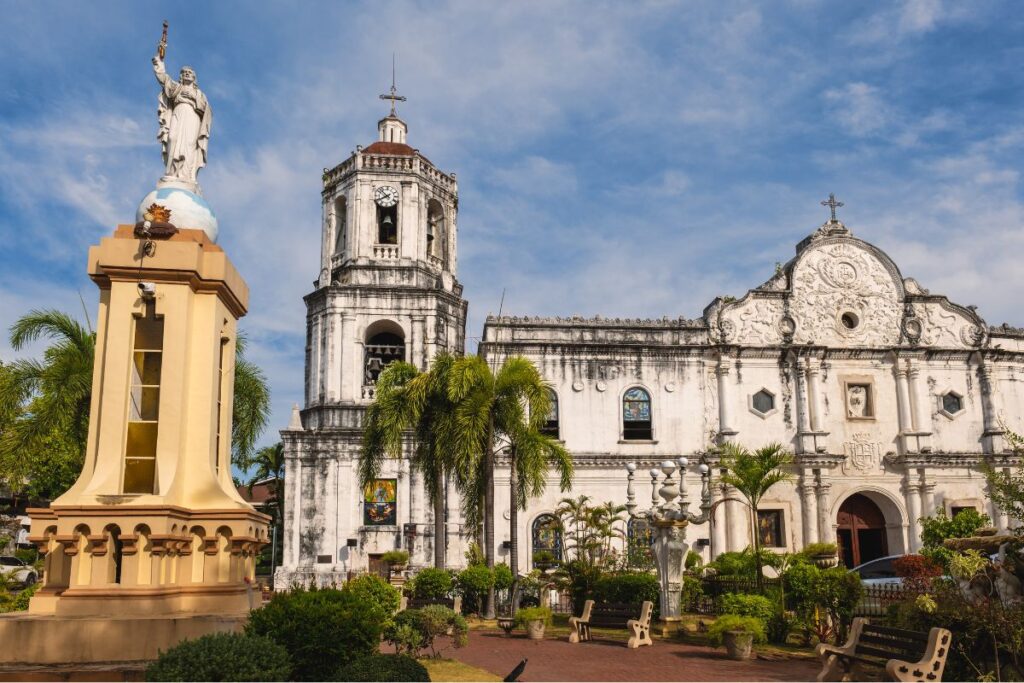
{"left": 379, "top": 55, "right": 407, "bottom": 115}
{"left": 821, "top": 193, "right": 844, "bottom": 222}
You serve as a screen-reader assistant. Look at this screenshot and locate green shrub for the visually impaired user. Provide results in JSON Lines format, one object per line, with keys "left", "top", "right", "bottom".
{"left": 799, "top": 542, "right": 838, "bottom": 557}
{"left": 13, "top": 548, "right": 38, "bottom": 566}
{"left": 332, "top": 654, "right": 429, "bottom": 682}
{"left": 592, "top": 571, "right": 660, "bottom": 617}
{"left": 456, "top": 564, "right": 494, "bottom": 614}
{"left": 413, "top": 567, "right": 453, "bottom": 599}
{"left": 145, "top": 632, "right": 291, "bottom": 682}
{"left": 381, "top": 550, "right": 410, "bottom": 566}
{"left": 766, "top": 612, "right": 796, "bottom": 645}
{"left": 707, "top": 614, "right": 766, "bottom": 647}
{"left": 387, "top": 605, "right": 467, "bottom": 658}
{"left": 556, "top": 559, "right": 601, "bottom": 613}
{"left": 920, "top": 509, "right": 991, "bottom": 569}
{"left": 685, "top": 550, "right": 703, "bottom": 570}
{"left": 494, "top": 563, "right": 514, "bottom": 592}
{"left": 719, "top": 593, "right": 774, "bottom": 624}
{"left": 680, "top": 575, "right": 703, "bottom": 612}
{"left": 385, "top": 610, "right": 429, "bottom": 656}
{"left": 784, "top": 562, "right": 862, "bottom": 644}
{"left": 346, "top": 573, "right": 401, "bottom": 617}
{"left": 514, "top": 605, "right": 552, "bottom": 627}
{"left": 245, "top": 585, "right": 384, "bottom": 681}
{"left": 0, "top": 582, "right": 38, "bottom": 613}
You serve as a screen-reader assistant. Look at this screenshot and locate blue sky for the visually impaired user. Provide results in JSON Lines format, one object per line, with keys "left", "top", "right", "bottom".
{"left": 2, "top": 1, "right": 1024, "bottom": 459}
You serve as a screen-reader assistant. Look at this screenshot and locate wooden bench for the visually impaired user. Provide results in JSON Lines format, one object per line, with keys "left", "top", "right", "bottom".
{"left": 816, "top": 617, "right": 952, "bottom": 682}
{"left": 568, "top": 600, "right": 654, "bottom": 649}
{"left": 399, "top": 596, "right": 462, "bottom": 614}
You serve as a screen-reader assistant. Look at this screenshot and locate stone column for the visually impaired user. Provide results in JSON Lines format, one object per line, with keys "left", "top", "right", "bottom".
{"left": 799, "top": 469, "right": 819, "bottom": 547}
{"left": 793, "top": 358, "right": 811, "bottom": 454}
{"left": 895, "top": 363, "right": 914, "bottom": 453}
{"left": 309, "top": 316, "right": 322, "bottom": 406}
{"left": 710, "top": 480, "right": 727, "bottom": 559}
{"left": 325, "top": 311, "right": 340, "bottom": 402}
{"left": 920, "top": 475, "right": 936, "bottom": 518}
{"left": 904, "top": 480, "right": 922, "bottom": 552}
{"left": 908, "top": 363, "right": 929, "bottom": 432}
{"left": 723, "top": 481, "right": 746, "bottom": 552}
{"left": 815, "top": 476, "right": 834, "bottom": 545}
{"left": 807, "top": 360, "right": 825, "bottom": 432}
{"left": 717, "top": 357, "right": 737, "bottom": 443}
{"left": 340, "top": 314, "right": 356, "bottom": 401}
{"left": 980, "top": 359, "right": 1005, "bottom": 453}
{"left": 991, "top": 468, "right": 1011, "bottom": 533}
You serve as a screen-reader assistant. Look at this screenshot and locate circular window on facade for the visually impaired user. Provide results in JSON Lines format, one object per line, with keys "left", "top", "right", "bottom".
{"left": 840, "top": 311, "right": 860, "bottom": 330}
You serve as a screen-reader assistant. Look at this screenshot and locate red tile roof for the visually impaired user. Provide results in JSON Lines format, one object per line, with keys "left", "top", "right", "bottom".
{"left": 362, "top": 141, "right": 416, "bottom": 156}
{"left": 237, "top": 478, "right": 279, "bottom": 505}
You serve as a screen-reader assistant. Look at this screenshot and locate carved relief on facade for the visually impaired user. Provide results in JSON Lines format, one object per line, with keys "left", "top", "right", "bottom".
{"left": 720, "top": 297, "right": 784, "bottom": 346}
{"left": 912, "top": 302, "right": 985, "bottom": 349}
{"left": 841, "top": 433, "right": 883, "bottom": 474}
{"left": 790, "top": 241, "right": 902, "bottom": 347}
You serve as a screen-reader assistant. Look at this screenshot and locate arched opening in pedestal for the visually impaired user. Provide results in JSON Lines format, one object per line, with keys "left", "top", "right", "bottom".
{"left": 837, "top": 493, "right": 889, "bottom": 568}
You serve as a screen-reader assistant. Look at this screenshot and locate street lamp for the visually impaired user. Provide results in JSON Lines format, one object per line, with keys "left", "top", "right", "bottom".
{"left": 625, "top": 458, "right": 713, "bottom": 629}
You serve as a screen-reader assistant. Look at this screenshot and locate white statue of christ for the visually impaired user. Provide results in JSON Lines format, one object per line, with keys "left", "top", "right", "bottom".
{"left": 152, "top": 53, "right": 212, "bottom": 189}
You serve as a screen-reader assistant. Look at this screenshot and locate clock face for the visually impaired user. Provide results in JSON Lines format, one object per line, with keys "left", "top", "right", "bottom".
{"left": 374, "top": 185, "right": 399, "bottom": 208}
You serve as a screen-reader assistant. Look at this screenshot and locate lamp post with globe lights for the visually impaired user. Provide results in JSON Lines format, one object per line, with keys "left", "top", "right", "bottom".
{"left": 625, "top": 458, "right": 713, "bottom": 630}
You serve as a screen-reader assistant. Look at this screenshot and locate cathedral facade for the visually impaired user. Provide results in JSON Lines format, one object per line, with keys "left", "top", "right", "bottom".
{"left": 276, "top": 106, "right": 1024, "bottom": 587}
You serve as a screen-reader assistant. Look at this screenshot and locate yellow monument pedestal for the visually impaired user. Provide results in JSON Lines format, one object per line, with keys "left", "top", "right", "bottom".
{"left": 0, "top": 225, "right": 268, "bottom": 668}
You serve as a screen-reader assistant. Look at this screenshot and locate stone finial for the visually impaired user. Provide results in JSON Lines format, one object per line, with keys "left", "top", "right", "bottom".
{"left": 288, "top": 403, "right": 303, "bottom": 430}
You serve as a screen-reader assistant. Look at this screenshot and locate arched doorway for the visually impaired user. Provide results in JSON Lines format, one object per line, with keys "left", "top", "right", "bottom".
{"left": 837, "top": 494, "right": 889, "bottom": 568}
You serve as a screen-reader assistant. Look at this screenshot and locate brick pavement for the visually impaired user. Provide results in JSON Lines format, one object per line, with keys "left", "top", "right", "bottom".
{"left": 447, "top": 630, "right": 819, "bottom": 682}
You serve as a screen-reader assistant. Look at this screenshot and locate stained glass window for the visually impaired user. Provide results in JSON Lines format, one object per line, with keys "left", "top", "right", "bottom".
{"left": 531, "top": 514, "right": 562, "bottom": 567}
{"left": 363, "top": 479, "right": 397, "bottom": 526}
{"left": 623, "top": 387, "right": 652, "bottom": 440}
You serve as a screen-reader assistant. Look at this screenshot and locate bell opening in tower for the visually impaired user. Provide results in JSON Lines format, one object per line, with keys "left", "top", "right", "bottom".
{"left": 364, "top": 330, "right": 405, "bottom": 384}
{"left": 377, "top": 204, "right": 398, "bottom": 245}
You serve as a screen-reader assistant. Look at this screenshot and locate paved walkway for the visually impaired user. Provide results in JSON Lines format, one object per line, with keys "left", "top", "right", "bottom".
{"left": 448, "top": 631, "right": 819, "bottom": 682}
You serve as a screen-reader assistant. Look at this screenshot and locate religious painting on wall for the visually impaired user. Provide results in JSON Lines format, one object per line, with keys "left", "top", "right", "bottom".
{"left": 757, "top": 509, "right": 784, "bottom": 548}
{"left": 363, "top": 479, "right": 397, "bottom": 526}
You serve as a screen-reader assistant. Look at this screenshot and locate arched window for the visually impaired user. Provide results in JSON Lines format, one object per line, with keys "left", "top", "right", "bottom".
{"left": 364, "top": 322, "right": 405, "bottom": 385}
{"left": 626, "top": 518, "right": 654, "bottom": 569}
{"left": 333, "top": 196, "right": 347, "bottom": 255}
{"left": 531, "top": 514, "right": 562, "bottom": 568}
{"left": 623, "top": 387, "right": 652, "bottom": 440}
{"left": 426, "top": 199, "right": 445, "bottom": 265}
{"left": 540, "top": 389, "right": 559, "bottom": 439}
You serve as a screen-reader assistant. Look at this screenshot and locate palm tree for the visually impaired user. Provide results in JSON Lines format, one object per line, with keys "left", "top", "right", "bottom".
{"left": 360, "top": 353, "right": 460, "bottom": 568}
{"left": 0, "top": 308, "right": 271, "bottom": 496}
{"left": 555, "top": 495, "right": 592, "bottom": 562}
{"left": 247, "top": 442, "right": 285, "bottom": 525}
{"left": 718, "top": 441, "right": 794, "bottom": 590}
{"left": 506, "top": 421, "right": 572, "bottom": 611}
{"left": 445, "top": 355, "right": 574, "bottom": 618}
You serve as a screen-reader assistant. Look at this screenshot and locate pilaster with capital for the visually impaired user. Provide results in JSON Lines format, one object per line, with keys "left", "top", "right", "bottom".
{"left": 710, "top": 479, "right": 727, "bottom": 557}
{"left": 793, "top": 358, "right": 813, "bottom": 453}
{"left": 907, "top": 361, "right": 933, "bottom": 453}
{"left": 920, "top": 479, "right": 936, "bottom": 518}
{"left": 894, "top": 363, "right": 915, "bottom": 453}
{"left": 799, "top": 470, "right": 819, "bottom": 546}
{"left": 904, "top": 480, "right": 922, "bottom": 552}
{"left": 716, "top": 357, "right": 737, "bottom": 444}
{"left": 980, "top": 359, "right": 1006, "bottom": 453}
{"left": 815, "top": 476, "right": 834, "bottom": 545}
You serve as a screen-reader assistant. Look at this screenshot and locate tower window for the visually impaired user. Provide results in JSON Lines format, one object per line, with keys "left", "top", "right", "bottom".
{"left": 377, "top": 205, "right": 398, "bottom": 245}
{"left": 333, "top": 196, "right": 347, "bottom": 255}
{"left": 125, "top": 301, "right": 163, "bottom": 494}
{"left": 540, "top": 389, "right": 559, "bottom": 439}
{"left": 750, "top": 388, "right": 777, "bottom": 418}
{"left": 623, "top": 387, "right": 652, "bottom": 440}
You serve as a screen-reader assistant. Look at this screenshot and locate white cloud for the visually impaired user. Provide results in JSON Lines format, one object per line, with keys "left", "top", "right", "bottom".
{"left": 825, "top": 82, "right": 891, "bottom": 137}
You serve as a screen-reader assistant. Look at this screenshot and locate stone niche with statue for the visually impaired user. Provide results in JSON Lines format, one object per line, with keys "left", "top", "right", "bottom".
{"left": 0, "top": 23, "right": 268, "bottom": 669}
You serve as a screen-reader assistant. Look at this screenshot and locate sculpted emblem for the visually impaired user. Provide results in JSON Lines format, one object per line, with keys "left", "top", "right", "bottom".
{"left": 842, "top": 433, "right": 881, "bottom": 474}
{"left": 821, "top": 259, "right": 860, "bottom": 289}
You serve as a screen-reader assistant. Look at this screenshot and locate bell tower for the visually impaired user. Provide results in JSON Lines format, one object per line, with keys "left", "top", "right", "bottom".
{"left": 278, "top": 86, "right": 468, "bottom": 586}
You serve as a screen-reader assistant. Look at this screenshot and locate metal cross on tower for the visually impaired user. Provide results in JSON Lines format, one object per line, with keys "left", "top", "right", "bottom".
{"left": 821, "top": 193, "right": 844, "bottom": 222}
{"left": 379, "top": 54, "right": 406, "bottom": 115}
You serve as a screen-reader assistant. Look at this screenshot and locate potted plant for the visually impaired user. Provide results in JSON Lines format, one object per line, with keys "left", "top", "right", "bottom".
{"left": 707, "top": 615, "right": 766, "bottom": 660}
{"left": 802, "top": 542, "right": 839, "bottom": 568}
{"left": 514, "top": 606, "right": 552, "bottom": 640}
{"left": 532, "top": 550, "right": 557, "bottom": 574}
{"left": 382, "top": 550, "right": 410, "bottom": 574}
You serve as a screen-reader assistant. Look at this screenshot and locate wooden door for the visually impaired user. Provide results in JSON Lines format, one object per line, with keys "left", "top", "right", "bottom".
{"left": 367, "top": 553, "right": 388, "bottom": 578}
{"left": 836, "top": 494, "right": 888, "bottom": 567}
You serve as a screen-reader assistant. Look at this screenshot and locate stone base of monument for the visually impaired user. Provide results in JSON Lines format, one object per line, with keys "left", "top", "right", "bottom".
{"left": 0, "top": 610, "right": 249, "bottom": 673}
{"left": 652, "top": 616, "right": 683, "bottom": 636}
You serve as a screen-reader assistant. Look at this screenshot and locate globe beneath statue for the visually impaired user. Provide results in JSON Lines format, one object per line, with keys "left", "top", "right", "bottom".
{"left": 136, "top": 184, "right": 218, "bottom": 242}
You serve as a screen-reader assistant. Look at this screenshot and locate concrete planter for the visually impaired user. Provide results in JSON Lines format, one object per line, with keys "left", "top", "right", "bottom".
{"left": 723, "top": 630, "right": 754, "bottom": 660}
{"left": 813, "top": 553, "right": 839, "bottom": 568}
{"left": 526, "top": 620, "right": 546, "bottom": 640}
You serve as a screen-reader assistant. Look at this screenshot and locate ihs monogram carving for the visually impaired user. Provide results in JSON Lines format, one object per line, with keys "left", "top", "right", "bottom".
{"left": 790, "top": 242, "right": 902, "bottom": 347}
{"left": 842, "top": 433, "right": 882, "bottom": 474}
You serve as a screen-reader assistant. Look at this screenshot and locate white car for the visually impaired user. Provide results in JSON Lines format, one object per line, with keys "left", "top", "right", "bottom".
{"left": 849, "top": 555, "right": 903, "bottom": 587}
{"left": 0, "top": 556, "right": 38, "bottom": 587}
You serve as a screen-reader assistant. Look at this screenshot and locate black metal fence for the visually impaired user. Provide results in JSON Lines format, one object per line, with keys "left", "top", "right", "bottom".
{"left": 685, "top": 576, "right": 917, "bottom": 617}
